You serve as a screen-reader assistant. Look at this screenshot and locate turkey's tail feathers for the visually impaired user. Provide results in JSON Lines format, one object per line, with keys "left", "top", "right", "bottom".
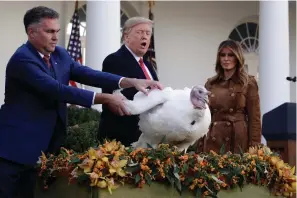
{"left": 116, "top": 88, "right": 169, "bottom": 115}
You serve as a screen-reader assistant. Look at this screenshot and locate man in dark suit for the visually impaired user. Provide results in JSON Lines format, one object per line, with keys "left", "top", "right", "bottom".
{"left": 0, "top": 7, "right": 162, "bottom": 198}
{"left": 99, "top": 17, "right": 159, "bottom": 146}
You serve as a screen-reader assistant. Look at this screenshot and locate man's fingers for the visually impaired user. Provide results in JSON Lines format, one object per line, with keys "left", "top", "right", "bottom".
{"left": 139, "top": 87, "right": 149, "bottom": 95}
{"left": 117, "top": 107, "right": 124, "bottom": 116}
{"left": 121, "top": 105, "right": 130, "bottom": 116}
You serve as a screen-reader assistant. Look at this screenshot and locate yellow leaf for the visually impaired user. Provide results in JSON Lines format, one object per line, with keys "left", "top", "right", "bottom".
{"left": 116, "top": 169, "right": 126, "bottom": 177}
{"left": 109, "top": 168, "right": 116, "bottom": 174}
{"left": 97, "top": 180, "right": 107, "bottom": 188}
{"left": 96, "top": 160, "right": 103, "bottom": 168}
{"left": 276, "top": 160, "right": 285, "bottom": 169}
{"left": 88, "top": 148, "right": 98, "bottom": 160}
{"left": 102, "top": 157, "right": 109, "bottom": 162}
{"left": 78, "top": 159, "right": 94, "bottom": 173}
{"left": 118, "top": 160, "right": 128, "bottom": 168}
{"left": 291, "top": 166, "right": 295, "bottom": 175}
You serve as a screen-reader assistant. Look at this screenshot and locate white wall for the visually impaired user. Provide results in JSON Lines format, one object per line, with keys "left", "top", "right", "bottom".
{"left": 153, "top": 1, "right": 260, "bottom": 89}
{"left": 289, "top": 2, "right": 296, "bottom": 102}
{"left": 153, "top": 1, "right": 296, "bottom": 103}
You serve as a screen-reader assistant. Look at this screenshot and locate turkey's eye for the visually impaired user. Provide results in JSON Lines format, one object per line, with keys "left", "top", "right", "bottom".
{"left": 191, "top": 120, "right": 196, "bottom": 125}
{"left": 198, "top": 90, "right": 202, "bottom": 94}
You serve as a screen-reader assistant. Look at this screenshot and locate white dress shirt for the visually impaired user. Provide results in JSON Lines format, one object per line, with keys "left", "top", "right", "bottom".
{"left": 125, "top": 45, "right": 153, "bottom": 79}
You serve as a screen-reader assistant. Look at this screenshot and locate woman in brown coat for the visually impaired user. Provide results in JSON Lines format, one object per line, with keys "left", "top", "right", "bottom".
{"left": 198, "top": 40, "right": 261, "bottom": 154}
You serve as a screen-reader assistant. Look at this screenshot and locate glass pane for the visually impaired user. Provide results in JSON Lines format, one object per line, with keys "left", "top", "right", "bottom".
{"left": 236, "top": 23, "right": 248, "bottom": 39}
{"left": 247, "top": 22, "right": 258, "bottom": 38}
{"left": 121, "top": 11, "right": 128, "bottom": 27}
{"left": 228, "top": 29, "right": 241, "bottom": 42}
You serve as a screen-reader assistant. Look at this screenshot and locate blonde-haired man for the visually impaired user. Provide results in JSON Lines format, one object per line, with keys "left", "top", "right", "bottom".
{"left": 98, "top": 17, "right": 159, "bottom": 146}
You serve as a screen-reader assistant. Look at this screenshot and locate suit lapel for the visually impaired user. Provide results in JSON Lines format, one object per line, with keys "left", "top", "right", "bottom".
{"left": 50, "top": 55, "right": 60, "bottom": 81}
{"left": 25, "top": 41, "right": 52, "bottom": 76}
{"left": 120, "top": 45, "right": 159, "bottom": 81}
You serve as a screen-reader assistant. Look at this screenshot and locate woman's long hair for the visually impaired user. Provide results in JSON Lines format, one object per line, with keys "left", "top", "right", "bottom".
{"left": 209, "top": 40, "right": 249, "bottom": 87}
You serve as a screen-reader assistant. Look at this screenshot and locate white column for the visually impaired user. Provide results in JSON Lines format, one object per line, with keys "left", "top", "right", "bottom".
{"left": 259, "top": 0, "right": 290, "bottom": 116}
{"left": 85, "top": 0, "right": 121, "bottom": 111}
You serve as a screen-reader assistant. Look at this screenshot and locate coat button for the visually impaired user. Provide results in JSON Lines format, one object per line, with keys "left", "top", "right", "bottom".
{"left": 213, "top": 122, "right": 217, "bottom": 126}
{"left": 213, "top": 109, "right": 218, "bottom": 112}
{"left": 231, "top": 93, "right": 235, "bottom": 97}
{"left": 211, "top": 94, "right": 215, "bottom": 97}
{"left": 211, "top": 137, "right": 216, "bottom": 141}
{"left": 226, "top": 122, "right": 231, "bottom": 126}
{"left": 229, "top": 108, "right": 233, "bottom": 112}
{"left": 225, "top": 137, "right": 230, "bottom": 141}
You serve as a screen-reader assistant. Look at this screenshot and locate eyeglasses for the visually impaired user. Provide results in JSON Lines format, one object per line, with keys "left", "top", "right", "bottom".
{"left": 219, "top": 53, "right": 235, "bottom": 57}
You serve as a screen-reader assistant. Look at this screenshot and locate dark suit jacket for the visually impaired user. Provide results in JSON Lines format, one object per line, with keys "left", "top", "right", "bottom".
{"left": 0, "top": 41, "right": 122, "bottom": 165}
{"left": 99, "top": 45, "right": 158, "bottom": 146}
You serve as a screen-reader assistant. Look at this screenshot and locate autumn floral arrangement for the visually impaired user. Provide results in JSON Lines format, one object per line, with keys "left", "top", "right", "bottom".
{"left": 37, "top": 140, "right": 296, "bottom": 197}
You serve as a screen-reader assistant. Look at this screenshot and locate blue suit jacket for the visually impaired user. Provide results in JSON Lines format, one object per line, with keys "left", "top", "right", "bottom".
{"left": 0, "top": 41, "right": 122, "bottom": 165}
{"left": 99, "top": 45, "right": 159, "bottom": 146}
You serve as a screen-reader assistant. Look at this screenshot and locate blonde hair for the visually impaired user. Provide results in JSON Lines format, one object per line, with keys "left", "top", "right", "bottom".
{"left": 209, "top": 39, "right": 249, "bottom": 87}
{"left": 121, "top": 17, "right": 153, "bottom": 42}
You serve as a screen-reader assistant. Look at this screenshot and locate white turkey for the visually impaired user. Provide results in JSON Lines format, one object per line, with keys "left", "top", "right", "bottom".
{"left": 116, "top": 85, "right": 211, "bottom": 153}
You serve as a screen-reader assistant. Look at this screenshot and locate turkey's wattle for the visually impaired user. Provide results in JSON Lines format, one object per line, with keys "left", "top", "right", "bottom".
{"left": 115, "top": 86, "right": 211, "bottom": 153}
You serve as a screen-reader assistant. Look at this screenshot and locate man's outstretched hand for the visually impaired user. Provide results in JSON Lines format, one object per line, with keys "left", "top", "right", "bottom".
{"left": 120, "top": 78, "right": 163, "bottom": 95}
{"left": 93, "top": 78, "right": 163, "bottom": 116}
{"left": 94, "top": 93, "right": 130, "bottom": 116}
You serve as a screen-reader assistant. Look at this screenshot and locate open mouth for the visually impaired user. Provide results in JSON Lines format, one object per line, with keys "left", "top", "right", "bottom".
{"left": 140, "top": 42, "right": 147, "bottom": 48}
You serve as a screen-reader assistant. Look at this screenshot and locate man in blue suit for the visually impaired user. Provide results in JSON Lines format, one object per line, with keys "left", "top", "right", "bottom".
{"left": 0, "top": 6, "right": 162, "bottom": 197}
{"left": 99, "top": 17, "right": 159, "bottom": 147}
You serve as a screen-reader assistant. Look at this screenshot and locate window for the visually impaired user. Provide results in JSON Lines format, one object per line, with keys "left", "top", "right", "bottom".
{"left": 65, "top": 4, "right": 129, "bottom": 64}
{"left": 228, "top": 22, "right": 259, "bottom": 54}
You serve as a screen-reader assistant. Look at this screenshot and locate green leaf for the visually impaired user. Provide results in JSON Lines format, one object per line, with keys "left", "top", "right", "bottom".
{"left": 135, "top": 173, "right": 141, "bottom": 184}
{"left": 160, "top": 135, "right": 166, "bottom": 144}
{"left": 196, "top": 188, "right": 202, "bottom": 198}
{"left": 146, "top": 143, "right": 154, "bottom": 149}
{"left": 219, "top": 144, "right": 225, "bottom": 155}
{"left": 70, "top": 156, "right": 80, "bottom": 164}
{"left": 174, "top": 177, "right": 182, "bottom": 193}
{"left": 144, "top": 172, "right": 152, "bottom": 186}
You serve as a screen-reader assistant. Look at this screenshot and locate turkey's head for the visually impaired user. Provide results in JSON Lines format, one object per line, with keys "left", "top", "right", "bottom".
{"left": 190, "top": 85, "right": 210, "bottom": 109}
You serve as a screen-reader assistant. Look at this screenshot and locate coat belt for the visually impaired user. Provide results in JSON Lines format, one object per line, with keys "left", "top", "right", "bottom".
{"left": 211, "top": 112, "right": 247, "bottom": 123}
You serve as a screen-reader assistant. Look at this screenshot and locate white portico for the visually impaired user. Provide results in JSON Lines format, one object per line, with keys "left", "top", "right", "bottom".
{"left": 0, "top": 1, "right": 295, "bottom": 116}
{"left": 259, "top": 0, "right": 291, "bottom": 116}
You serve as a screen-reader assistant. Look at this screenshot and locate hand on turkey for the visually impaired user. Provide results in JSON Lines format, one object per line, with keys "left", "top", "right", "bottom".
{"left": 94, "top": 93, "right": 130, "bottom": 116}
{"left": 120, "top": 78, "right": 163, "bottom": 95}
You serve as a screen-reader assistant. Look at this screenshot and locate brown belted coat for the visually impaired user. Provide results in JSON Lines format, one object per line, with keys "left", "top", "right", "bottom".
{"left": 197, "top": 74, "right": 262, "bottom": 154}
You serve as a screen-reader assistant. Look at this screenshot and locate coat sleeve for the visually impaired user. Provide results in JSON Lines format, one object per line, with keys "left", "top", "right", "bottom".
{"left": 246, "top": 76, "right": 262, "bottom": 146}
{"left": 7, "top": 57, "right": 94, "bottom": 108}
{"left": 67, "top": 51, "right": 122, "bottom": 91}
{"left": 101, "top": 55, "right": 121, "bottom": 94}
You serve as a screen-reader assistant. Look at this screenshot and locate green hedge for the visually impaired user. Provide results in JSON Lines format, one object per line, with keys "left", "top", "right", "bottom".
{"left": 63, "top": 106, "right": 101, "bottom": 152}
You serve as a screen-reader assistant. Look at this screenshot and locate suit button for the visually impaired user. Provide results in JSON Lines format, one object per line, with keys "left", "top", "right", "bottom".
{"left": 231, "top": 93, "right": 235, "bottom": 97}
{"left": 211, "top": 137, "right": 216, "bottom": 141}
{"left": 211, "top": 94, "right": 215, "bottom": 97}
{"left": 213, "top": 122, "right": 217, "bottom": 126}
{"left": 225, "top": 137, "right": 230, "bottom": 141}
{"left": 229, "top": 108, "right": 233, "bottom": 112}
{"left": 213, "top": 109, "right": 218, "bottom": 112}
{"left": 226, "top": 122, "right": 231, "bottom": 126}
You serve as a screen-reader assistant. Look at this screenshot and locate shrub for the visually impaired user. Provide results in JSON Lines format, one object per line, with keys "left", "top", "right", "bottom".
{"left": 67, "top": 106, "right": 101, "bottom": 126}
{"left": 63, "top": 106, "right": 101, "bottom": 152}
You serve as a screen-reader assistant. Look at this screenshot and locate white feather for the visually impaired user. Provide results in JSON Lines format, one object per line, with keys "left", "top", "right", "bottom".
{"left": 117, "top": 87, "right": 211, "bottom": 152}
